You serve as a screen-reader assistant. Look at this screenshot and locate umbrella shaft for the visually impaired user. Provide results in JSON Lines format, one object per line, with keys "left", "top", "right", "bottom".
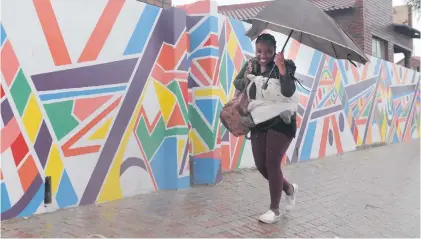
{"left": 281, "top": 30, "right": 294, "bottom": 52}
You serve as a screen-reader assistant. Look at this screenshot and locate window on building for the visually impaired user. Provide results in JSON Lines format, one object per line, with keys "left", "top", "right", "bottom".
{"left": 372, "top": 36, "right": 387, "bottom": 60}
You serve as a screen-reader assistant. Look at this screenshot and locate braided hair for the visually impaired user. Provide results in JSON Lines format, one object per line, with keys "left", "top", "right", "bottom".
{"left": 256, "top": 33, "right": 277, "bottom": 49}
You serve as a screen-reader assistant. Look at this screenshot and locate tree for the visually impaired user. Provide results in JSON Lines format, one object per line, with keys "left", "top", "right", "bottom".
{"left": 407, "top": 0, "right": 420, "bottom": 18}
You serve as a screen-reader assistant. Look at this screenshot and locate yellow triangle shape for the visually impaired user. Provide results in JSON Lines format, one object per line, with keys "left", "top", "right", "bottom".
{"left": 177, "top": 138, "right": 186, "bottom": 164}
{"left": 153, "top": 81, "right": 176, "bottom": 124}
{"left": 189, "top": 130, "right": 208, "bottom": 155}
{"left": 89, "top": 117, "right": 113, "bottom": 140}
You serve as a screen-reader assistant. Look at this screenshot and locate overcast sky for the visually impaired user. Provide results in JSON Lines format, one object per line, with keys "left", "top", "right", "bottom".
{"left": 172, "top": 0, "right": 420, "bottom": 59}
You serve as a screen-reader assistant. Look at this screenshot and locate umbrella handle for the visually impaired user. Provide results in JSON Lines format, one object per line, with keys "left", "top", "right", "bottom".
{"left": 280, "top": 30, "right": 294, "bottom": 52}
{"left": 262, "top": 30, "right": 294, "bottom": 90}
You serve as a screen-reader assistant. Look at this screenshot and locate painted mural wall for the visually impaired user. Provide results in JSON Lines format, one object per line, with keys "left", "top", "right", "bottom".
{"left": 1, "top": 0, "right": 419, "bottom": 220}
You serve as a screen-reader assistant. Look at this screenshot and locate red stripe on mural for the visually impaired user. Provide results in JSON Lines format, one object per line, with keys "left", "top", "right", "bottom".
{"left": 33, "top": 0, "right": 72, "bottom": 66}
{"left": 319, "top": 116, "right": 330, "bottom": 158}
{"left": 78, "top": 0, "right": 125, "bottom": 63}
{"left": 176, "top": 0, "right": 210, "bottom": 15}
{"left": 331, "top": 115, "right": 344, "bottom": 153}
{"left": 1, "top": 41, "right": 20, "bottom": 86}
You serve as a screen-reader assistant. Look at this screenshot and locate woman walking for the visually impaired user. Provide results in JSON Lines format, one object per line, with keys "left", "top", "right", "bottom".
{"left": 234, "top": 33, "right": 298, "bottom": 224}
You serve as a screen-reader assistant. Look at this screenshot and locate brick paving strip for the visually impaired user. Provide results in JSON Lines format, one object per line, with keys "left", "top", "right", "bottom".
{"left": 2, "top": 140, "right": 420, "bottom": 238}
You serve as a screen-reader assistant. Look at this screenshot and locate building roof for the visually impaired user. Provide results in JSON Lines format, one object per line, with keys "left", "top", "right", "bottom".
{"left": 218, "top": 0, "right": 356, "bottom": 21}
{"left": 397, "top": 56, "right": 420, "bottom": 70}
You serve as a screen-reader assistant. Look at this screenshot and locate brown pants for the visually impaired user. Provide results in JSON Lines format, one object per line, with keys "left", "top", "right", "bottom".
{"left": 251, "top": 129, "right": 293, "bottom": 210}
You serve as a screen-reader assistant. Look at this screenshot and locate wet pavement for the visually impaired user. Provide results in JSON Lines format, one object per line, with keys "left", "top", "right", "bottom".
{"left": 1, "top": 140, "right": 420, "bottom": 238}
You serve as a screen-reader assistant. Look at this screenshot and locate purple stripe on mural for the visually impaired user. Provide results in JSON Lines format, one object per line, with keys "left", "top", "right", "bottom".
{"left": 218, "top": 23, "right": 226, "bottom": 59}
{"left": 120, "top": 157, "right": 147, "bottom": 176}
{"left": 34, "top": 121, "right": 52, "bottom": 168}
{"left": 221, "top": 129, "right": 229, "bottom": 142}
{"left": 1, "top": 175, "right": 43, "bottom": 220}
{"left": 402, "top": 76, "right": 420, "bottom": 139}
{"left": 79, "top": 8, "right": 187, "bottom": 205}
{"left": 345, "top": 77, "right": 376, "bottom": 99}
{"left": 341, "top": 91, "right": 348, "bottom": 108}
{"left": 291, "top": 55, "right": 326, "bottom": 163}
{"left": 177, "top": 55, "right": 189, "bottom": 72}
{"left": 215, "top": 163, "right": 223, "bottom": 183}
{"left": 188, "top": 75, "right": 200, "bottom": 88}
{"left": 295, "top": 73, "right": 314, "bottom": 89}
{"left": 362, "top": 75, "right": 381, "bottom": 144}
{"left": 187, "top": 16, "right": 203, "bottom": 31}
{"left": 390, "top": 84, "right": 417, "bottom": 97}
{"left": 1, "top": 98, "right": 14, "bottom": 125}
{"left": 297, "top": 105, "right": 305, "bottom": 117}
{"left": 310, "top": 105, "right": 342, "bottom": 120}
{"left": 179, "top": 142, "right": 189, "bottom": 175}
{"left": 31, "top": 58, "right": 138, "bottom": 92}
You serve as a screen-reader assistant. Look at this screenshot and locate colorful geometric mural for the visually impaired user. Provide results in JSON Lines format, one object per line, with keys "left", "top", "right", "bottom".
{"left": 1, "top": 0, "right": 419, "bottom": 220}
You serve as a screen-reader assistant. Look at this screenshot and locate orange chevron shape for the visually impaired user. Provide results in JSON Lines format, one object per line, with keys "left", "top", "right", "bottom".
{"left": 151, "top": 64, "right": 189, "bottom": 85}
{"left": 157, "top": 32, "right": 189, "bottom": 71}
{"left": 204, "top": 34, "right": 218, "bottom": 47}
{"left": 196, "top": 58, "right": 217, "bottom": 82}
{"left": 136, "top": 107, "right": 162, "bottom": 135}
{"left": 61, "top": 97, "right": 121, "bottom": 157}
{"left": 190, "top": 61, "right": 210, "bottom": 86}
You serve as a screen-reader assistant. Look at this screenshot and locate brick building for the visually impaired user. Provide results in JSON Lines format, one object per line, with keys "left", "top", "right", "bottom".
{"left": 137, "top": 0, "right": 172, "bottom": 8}
{"left": 218, "top": 0, "right": 420, "bottom": 67}
{"left": 397, "top": 56, "right": 420, "bottom": 72}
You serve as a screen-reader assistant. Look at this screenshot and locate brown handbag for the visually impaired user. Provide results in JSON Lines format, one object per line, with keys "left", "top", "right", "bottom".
{"left": 219, "top": 78, "right": 250, "bottom": 137}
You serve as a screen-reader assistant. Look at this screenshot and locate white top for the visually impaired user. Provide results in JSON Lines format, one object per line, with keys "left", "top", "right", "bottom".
{"left": 246, "top": 74, "right": 298, "bottom": 125}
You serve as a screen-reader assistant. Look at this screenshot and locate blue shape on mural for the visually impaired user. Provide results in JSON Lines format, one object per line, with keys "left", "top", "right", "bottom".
{"left": 177, "top": 176, "right": 190, "bottom": 189}
{"left": 226, "top": 52, "right": 235, "bottom": 89}
{"left": 196, "top": 99, "right": 218, "bottom": 127}
{"left": 190, "top": 16, "right": 218, "bottom": 51}
{"left": 228, "top": 18, "right": 254, "bottom": 54}
{"left": 374, "top": 58, "right": 382, "bottom": 75}
{"left": 18, "top": 183, "right": 44, "bottom": 217}
{"left": 0, "top": 24, "right": 6, "bottom": 47}
{"left": 308, "top": 51, "right": 323, "bottom": 77}
{"left": 192, "top": 158, "right": 220, "bottom": 184}
{"left": 189, "top": 48, "right": 219, "bottom": 61}
{"left": 150, "top": 137, "right": 179, "bottom": 190}
{"left": 124, "top": 4, "right": 161, "bottom": 55}
{"left": 1, "top": 183, "right": 11, "bottom": 213}
{"left": 56, "top": 170, "right": 78, "bottom": 208}
{"left": 337, "top": 60, "right": 349, "bottom": 85}
{"left": 328, "top": 57, "right": 335, "bottom": 71}
{"left": 383, "top": 63, "right": 392, "bottom": 85}
{"left": 300, "top": 121, "right": 317, "bottom": 161}
{"left": 392, "top": 133, "right": 400, "bottom": 144}
{"left": 39, "top": 86, "right": 126, "bottom": 101}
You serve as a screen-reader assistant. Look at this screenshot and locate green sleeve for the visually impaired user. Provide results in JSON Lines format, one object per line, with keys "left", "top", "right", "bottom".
{"left": 280, "top": 71, "right": 296, "bottom": 97}
{"left": 233, "top": 62, "right": 248, "bottom": 91}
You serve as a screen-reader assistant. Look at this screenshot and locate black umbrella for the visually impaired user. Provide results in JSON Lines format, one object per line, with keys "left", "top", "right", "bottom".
{"left": 245, "top": 0, "right": 369, "bottom": 65}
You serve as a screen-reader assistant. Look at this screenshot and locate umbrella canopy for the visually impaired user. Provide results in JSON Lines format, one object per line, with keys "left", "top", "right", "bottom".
{"left": 245, "top": 0, "right": 369, "bottom": 64}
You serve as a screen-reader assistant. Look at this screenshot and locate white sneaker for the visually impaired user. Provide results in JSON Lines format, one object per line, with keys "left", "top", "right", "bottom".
{"left": 285, "top": 183, "right": 298, "bottom": 212}
{"left": 258, "top": 210, "right": 280, "bottom": 224}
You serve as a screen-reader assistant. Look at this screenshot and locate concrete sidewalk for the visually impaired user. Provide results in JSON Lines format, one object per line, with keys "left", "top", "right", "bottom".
{"left": 1, "top": 140, "right": 420, "bottom": 238}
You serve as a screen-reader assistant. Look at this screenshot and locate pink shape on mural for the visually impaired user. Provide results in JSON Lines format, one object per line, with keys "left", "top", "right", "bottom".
{"left": 73, "top": 95, "right": 113, "bottom": 121}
